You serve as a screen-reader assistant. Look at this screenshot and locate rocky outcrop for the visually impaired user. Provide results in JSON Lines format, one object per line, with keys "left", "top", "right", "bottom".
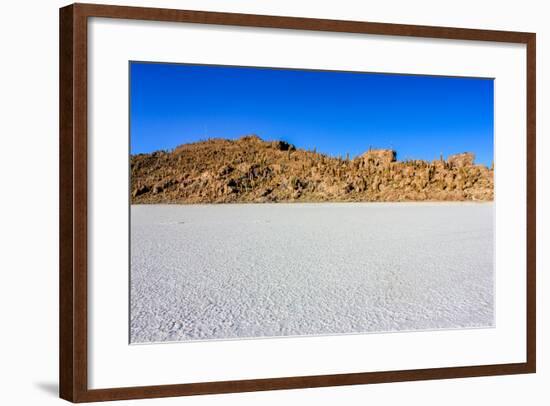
{"left": 362, "top": 149, "right": 396, "bottom": 166}
{"left": 131, "top": 135, "right": 493, "bottom": 204}
{"left": 448, "top": 152, "right": 475, "bottom": 168}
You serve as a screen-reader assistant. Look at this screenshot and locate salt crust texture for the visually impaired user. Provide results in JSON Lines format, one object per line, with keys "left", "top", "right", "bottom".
{"left": 130, "top": 203, "right": 494, "bottom": 343}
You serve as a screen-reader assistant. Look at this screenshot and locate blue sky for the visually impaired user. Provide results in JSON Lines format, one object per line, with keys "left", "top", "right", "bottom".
{"left": 130, "top": 62, "right": 494, "bottom": 167}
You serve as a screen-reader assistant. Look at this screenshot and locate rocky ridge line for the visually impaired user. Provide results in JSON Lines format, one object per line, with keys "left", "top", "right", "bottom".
{"left": 131, "top": 135, "right": 493, "bottom": 203}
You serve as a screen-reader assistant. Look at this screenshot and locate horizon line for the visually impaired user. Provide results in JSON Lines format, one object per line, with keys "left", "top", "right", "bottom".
{"left": 130, "top": 133, "right": 492, "bottom": 167}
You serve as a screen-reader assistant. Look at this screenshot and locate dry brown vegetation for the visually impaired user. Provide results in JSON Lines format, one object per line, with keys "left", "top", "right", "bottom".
{"left": 131, "top": 135, "right": 493, "bottom": 204}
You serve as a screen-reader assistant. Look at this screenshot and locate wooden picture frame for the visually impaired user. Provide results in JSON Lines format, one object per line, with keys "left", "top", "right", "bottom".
{"left": 60, "top": 3, "right": 536, "bottom": 402}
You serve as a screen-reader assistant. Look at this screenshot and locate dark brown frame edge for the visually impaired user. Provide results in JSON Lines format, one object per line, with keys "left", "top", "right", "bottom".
{"left": 59, "top": 3, "right": 536, "bottom": 403}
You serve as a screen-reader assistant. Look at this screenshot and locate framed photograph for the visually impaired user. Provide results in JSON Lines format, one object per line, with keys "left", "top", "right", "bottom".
{"left": 59, "top": 3, "right": 536, "bottom": 402}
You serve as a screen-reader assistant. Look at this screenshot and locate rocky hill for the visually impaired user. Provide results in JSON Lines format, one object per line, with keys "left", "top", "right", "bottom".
{"left": 131, "top": 135, "right": 493, "bottom": 204}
